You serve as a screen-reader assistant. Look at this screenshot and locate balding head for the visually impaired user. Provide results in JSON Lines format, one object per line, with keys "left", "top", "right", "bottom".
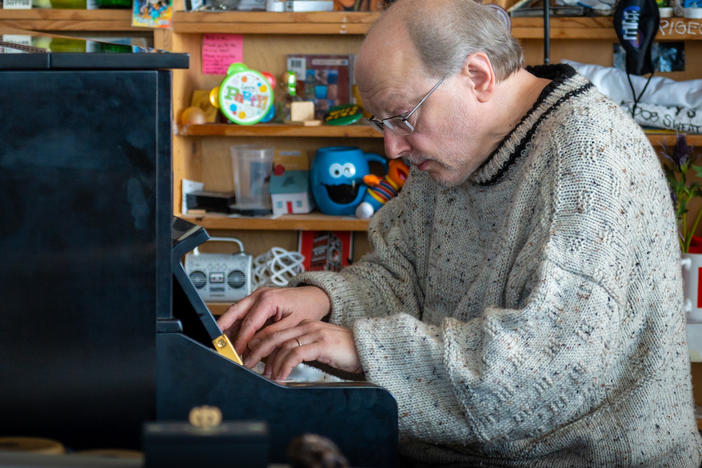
{"left": 357, "top": 0, "right": 522, "bottom": 86}
{"left": 355, "top": 5, "right": 425, "bottom": 98}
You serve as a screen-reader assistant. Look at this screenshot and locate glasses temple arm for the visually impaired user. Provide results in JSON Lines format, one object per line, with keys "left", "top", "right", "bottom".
{"left": 404, "top": 77, "right": 445, "bottom": 121}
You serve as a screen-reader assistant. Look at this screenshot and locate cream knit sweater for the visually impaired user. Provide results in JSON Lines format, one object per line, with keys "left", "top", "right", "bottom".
{"left": 296, "top": 65, "right": 702, "bottom": 466}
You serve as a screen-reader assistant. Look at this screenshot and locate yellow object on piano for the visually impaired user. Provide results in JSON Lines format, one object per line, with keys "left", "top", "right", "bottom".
{"left": 213, "top": 334, "right": 243, "bottom": 365}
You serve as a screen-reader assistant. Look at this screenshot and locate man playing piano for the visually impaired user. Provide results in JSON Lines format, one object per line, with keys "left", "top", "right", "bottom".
{"left": 219, "top": 0, "right": 702, "bottom": 464}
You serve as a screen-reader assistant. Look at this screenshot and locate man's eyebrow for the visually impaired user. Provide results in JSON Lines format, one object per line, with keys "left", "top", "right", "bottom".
{"left": 375, "top": 104, "right": 411, "bottom": 119}
{"left": 365, "top": 90, "right": 410, "bottom": 118}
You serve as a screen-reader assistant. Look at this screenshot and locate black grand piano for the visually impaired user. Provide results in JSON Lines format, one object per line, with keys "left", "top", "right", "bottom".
{"left": 0, "top": 33, "right": 397, "bottom": 467}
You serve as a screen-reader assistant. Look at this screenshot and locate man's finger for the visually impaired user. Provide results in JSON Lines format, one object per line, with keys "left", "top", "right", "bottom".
{"left": 272, "top": 340, "right": 322, "bottom": 381}
{"left": 244, "top": 325, "right": 306, "bottom": 368}
{"left": 263, "top": 349, "right": 278, "bottom": 379}
{"left": 232, "top": 296, "right": 280, "bottom": 353}
{"left": 217, "top": 292, "right": 258, "bottom": 330}
{"left": 247, "top": 313, "right": 304, "bottom": 350}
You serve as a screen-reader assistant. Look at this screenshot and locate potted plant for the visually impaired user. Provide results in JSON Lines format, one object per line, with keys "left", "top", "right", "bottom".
{"left": 661, "top": 133, "right": 701, "bottom": 253}
{"left": 660, "top": 133, "right": 702, "bottom": 323}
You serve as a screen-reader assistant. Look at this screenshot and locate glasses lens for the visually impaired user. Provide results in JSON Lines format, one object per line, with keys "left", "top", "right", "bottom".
{"left": 368, "top": 117, "right": 385, "bottom": 133}
{"left": 386, "top": 117, "right": 413, "bottom": 135}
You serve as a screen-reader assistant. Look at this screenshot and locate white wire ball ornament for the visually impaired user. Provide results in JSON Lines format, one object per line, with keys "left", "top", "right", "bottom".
{"left": 252, "top": 247, "right": 306, "bottom": 289}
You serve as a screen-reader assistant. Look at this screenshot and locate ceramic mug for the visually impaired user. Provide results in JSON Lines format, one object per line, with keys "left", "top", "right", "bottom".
{"left": 310, "top": 146, "right": 387, "bottom": 216}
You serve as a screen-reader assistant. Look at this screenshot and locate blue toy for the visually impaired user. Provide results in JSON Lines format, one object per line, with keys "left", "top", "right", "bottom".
{"left": 310, "top": 146, "right": 387, "bottom": 216}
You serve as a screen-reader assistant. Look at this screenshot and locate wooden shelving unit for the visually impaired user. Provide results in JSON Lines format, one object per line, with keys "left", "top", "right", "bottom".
{"left": 168, "top": 11, "right": 379, "bottom": 247}
{"left": 3, "top": 11, "right": 699, "bottom": 236}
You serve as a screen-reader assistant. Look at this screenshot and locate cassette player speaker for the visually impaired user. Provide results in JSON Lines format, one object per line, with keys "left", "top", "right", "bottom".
{"left": 184, "top": 237, "right": 252, "bottom": 303}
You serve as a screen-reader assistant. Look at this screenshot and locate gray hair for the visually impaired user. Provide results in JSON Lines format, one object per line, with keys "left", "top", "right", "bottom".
{"left": 387, "top": 0, "right": 524, "bottom": 82}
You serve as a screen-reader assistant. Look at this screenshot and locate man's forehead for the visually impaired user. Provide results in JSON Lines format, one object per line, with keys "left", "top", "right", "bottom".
{"left": 356, "top": 59, "right": 431, "bottom": 115}
{"left": 356, "top": 42, "right": 421, "bottom": 95}
{"left": 357, "top": 75, "right": 431, "bottom": 118}
{"left": 356, "top": 13, "right": 412, "bottom": 71}
{"left": 354, "top": 13, "right": 429, "bottom": 113}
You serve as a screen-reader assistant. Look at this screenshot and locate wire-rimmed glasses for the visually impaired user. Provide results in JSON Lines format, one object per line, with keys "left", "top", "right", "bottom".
{"left": 367, "top": 77, "right": 445, "bottom": 135}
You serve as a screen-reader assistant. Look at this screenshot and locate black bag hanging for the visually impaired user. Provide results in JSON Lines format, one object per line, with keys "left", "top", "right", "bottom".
{"left": 613, "top": 0, "right": 660, "bottom": 117}
{"left": 613, "top": 0, "right": 660, "bottom": 76}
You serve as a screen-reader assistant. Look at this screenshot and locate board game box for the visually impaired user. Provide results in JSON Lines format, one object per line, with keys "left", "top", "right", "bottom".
{"left": 286, "top": 54, "right": 355, "bottom": 120}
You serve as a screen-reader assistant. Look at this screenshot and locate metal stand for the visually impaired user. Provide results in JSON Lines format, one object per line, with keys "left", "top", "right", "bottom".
{"left": 544, "top": 0, "right": 551, "bottom": 64}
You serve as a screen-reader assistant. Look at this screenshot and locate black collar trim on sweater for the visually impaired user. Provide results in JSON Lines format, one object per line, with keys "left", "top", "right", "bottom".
{"left": 470, "top": 64, "right": 593, "bottom": 186}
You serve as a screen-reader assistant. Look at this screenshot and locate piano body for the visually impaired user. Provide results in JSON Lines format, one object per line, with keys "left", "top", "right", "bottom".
{"left": 0, "top": 34, "right": 397, "bottom": 467}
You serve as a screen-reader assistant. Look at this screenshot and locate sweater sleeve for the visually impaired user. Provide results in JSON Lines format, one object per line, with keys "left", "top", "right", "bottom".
{"left": 294, "top": 173, "right": 429, "bottom": 328}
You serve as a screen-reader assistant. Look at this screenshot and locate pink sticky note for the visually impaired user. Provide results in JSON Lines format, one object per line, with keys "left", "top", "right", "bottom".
{"left": 202, "top": 34, "right": 243, "bottom": 75}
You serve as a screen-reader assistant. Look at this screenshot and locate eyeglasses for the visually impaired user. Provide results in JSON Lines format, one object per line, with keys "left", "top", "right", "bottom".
{"left": 368, "top": 77, "right": 445, "bottom": 135}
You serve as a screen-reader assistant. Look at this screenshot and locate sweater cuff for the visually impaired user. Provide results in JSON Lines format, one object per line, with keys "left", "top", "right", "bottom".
{"left": 292, "top": 271, "right": 367, "bottom": 327}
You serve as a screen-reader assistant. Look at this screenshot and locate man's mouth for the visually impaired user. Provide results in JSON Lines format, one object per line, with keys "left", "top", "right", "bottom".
{"left": 412, "top": 159, "right": 430, "bottom": 170}
{"left": 404, "top": 155, "right": 429, "bottom": 169}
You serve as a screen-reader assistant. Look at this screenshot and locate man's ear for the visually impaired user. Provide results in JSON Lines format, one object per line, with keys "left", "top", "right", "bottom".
{"left": 460, "top": 52, "right": 495, "bottom": 102}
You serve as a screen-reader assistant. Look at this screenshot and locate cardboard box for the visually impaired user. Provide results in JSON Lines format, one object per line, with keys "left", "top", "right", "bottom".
{"left": 286, "top": 54, "right": 354, "bottom": 120}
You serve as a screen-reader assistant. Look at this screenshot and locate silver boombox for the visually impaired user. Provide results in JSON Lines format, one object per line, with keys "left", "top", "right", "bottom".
{"left": 183, "top": 237, "right": 252, "bottom": 303}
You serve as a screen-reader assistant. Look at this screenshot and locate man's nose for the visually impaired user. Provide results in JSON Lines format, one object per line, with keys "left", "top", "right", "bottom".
{"left": 383, "top": 131, "right": 410, "bottom": 160}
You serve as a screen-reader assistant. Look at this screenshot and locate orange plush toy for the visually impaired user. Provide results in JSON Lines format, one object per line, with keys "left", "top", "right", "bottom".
{"left": 355, "top": 159, "right": 410, "bottom": 219}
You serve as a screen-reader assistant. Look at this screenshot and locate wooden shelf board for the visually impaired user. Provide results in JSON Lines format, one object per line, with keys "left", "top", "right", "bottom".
{"left": 178, "top": 124, "right": 699, "bottom": 143}
{"left": 0, "top": 9, "right": 138, "bottom": 31}
{"left": 172, "top": 11, "right": 379, "bottom": 34}
{"left": 511, "top": 16, "right": 700, "bottom": 40}
{"left": 180, "top": 213, "right": 369, "bottom": 231}
{"left": 178, "top": 122, "right": 382, "bottom": 138}
{"left": 511, "top": 16, "right": 616, "bottom": 39}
